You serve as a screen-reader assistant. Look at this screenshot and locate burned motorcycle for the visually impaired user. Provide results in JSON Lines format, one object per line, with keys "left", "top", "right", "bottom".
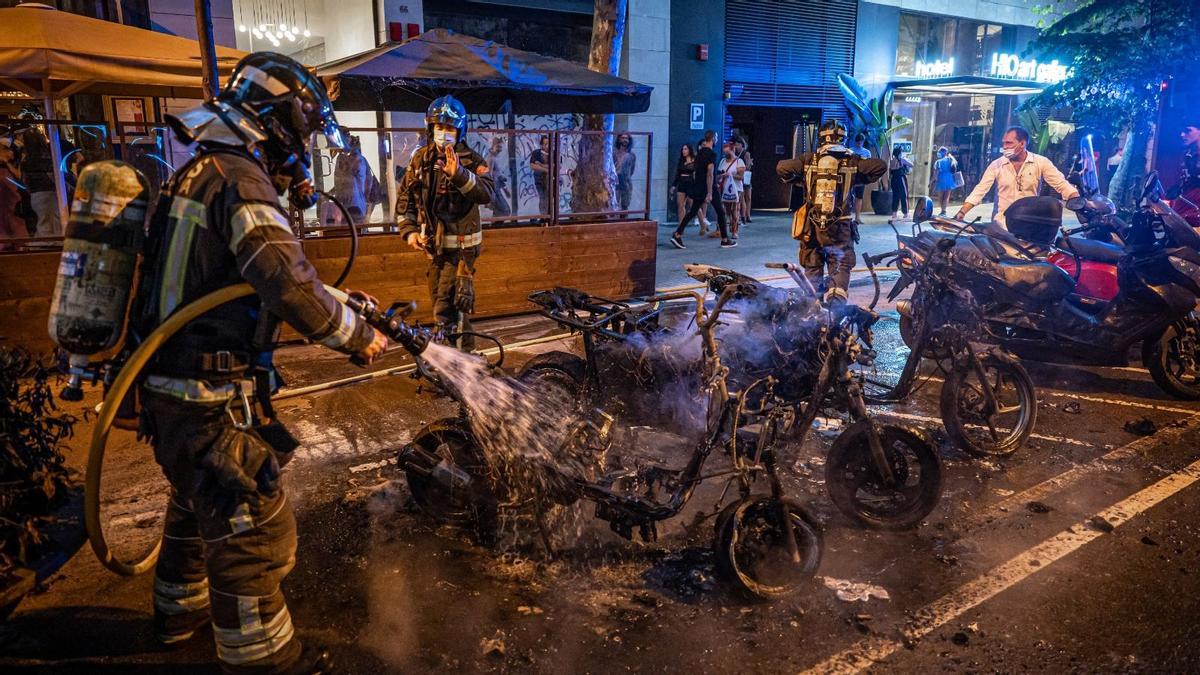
{"left": 351, "top": 292, "right": 824, "bottom": 598}
{"left": 690, "top": 263, "right": 944, "bottom": 530}
{"left": 862, "top": 235, "right": 1038, "bottom": 458}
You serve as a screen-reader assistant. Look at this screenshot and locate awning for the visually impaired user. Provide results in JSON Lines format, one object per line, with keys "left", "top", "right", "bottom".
{"left": 891, "top": 75, "right": 1045, "bottom": 97}
{"left": 0, "top": 4, "right": 247, "bottom": 100}
{"left": 316, "top": 28, "right": 653, "bottom": 114}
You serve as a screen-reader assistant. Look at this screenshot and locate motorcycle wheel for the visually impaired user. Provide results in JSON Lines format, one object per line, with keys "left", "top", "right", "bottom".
{"left": 713, "top": 497, "right": 823, "bottom": 599}
{"left": 940, "top": 354, "right": 1037, "bottom": 457}
{"left": 403, "top": 420, "right": 499, "bottom": 534}
{"left": 825, "top": 420, "right": 942, "bottom": 530}
{"left": 517, "top": 351, "right": 587, "bottom": 404}
{"left": 1144, "top": 324, "right": 1200, "bottom": 400}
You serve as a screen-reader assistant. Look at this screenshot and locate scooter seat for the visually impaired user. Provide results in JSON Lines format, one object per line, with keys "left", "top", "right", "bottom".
{"left": 1055, "top": 235, "right": 1123, "bottom": 263}
{"left": 993, "top": 260, "right": 1075, "bottom": 302}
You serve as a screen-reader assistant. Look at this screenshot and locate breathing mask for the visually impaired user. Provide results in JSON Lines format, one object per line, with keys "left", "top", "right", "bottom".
{"left": 280, "top": 155, "right": 318, "bottom": 210}
{"left": 433, "top": 129, "right": 457, "bottom": 150}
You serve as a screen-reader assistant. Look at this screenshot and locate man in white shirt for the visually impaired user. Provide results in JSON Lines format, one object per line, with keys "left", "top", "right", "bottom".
{"left": 956, "top": 126, "right": 1079, "bottom": 228}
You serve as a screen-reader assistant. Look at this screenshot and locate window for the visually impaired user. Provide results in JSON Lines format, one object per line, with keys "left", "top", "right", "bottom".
{"left": 896, "top": 13, "right": 1009, "bottom": 79}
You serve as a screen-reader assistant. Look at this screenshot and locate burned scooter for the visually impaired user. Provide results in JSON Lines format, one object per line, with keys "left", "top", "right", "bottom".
{"left": 351, "top": 292, "right": 825, "bottom": 598}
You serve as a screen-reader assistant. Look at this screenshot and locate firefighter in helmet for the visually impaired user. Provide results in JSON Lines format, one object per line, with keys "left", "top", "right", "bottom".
{"left": 777, "top": 120, "right": 886, "bottom": 302}
{"left": 396, "top": 95, "right": 496, "bottom": 350}
{"left": 134, "top": 52, "right": 387, "bottom": 673}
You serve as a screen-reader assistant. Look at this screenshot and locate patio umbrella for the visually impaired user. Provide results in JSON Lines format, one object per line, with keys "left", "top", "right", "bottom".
{"left": 0, "top": 4, "right": 246, "bottom": 99}
{"left": 0, "top": 3, "right": 248, "bottom": 219}
{"left": 315, "top": 29, "right": 653, "bottom": 114}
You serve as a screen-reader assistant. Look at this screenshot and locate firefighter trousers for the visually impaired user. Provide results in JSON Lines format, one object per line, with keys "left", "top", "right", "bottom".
{"left": 798, "top": 220, "right": 856, "bottom": 298}
{"left": 141, "top": 390, "right": 302, "bottom": 674}
{"left": 427, "top": 250, "right": 476, "bottom": 350}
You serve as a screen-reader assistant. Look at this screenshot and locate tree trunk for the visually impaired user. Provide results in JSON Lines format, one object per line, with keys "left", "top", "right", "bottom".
{"left": 1108, "top": 121, "right": 1151, "bottom": 208}
{"left": 570, "top": 0, "right": 627, "bottom": 215}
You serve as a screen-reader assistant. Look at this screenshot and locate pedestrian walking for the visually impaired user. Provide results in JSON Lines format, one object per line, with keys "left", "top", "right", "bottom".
{"left": 671, "top": 143, "right": 698, "bottom": 233}
{"left": 671, "top": 129, "right": 734, "bottom": 249}
{"left": 717, "top": 140, "right": 745, "bottom": 241}
{"left": 932, "top": 146, "right": 959, "bottom": 216}
{"left": 850, "top": 133, "right": 871, "bottom": 224}
{"left": 615, "top": 133, "right": 637, "bottom": 211}
{"left": 889, "top": 146, "right": 913, "bottom": 223}
{"left": 735, "top": 137, "right": 754, "bottom": 224}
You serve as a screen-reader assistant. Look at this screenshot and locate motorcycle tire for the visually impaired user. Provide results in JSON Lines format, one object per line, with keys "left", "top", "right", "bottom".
{"left": 713, "top": 497, "right": 823, "bottom": 599}
{"left": 1144, "top": 324, "right": 1200, "bottom": 400}
{"left": 825, "top": 420, "right": 942, "bottom": 530}
{"left": 517, "top": 351, "right": 587, "bottom": 403}
{"left": 939, "top": 354, "right": 1037, "bottom": 457}
{"left": 403, "top": 419, "right": 500, "bottom": 536}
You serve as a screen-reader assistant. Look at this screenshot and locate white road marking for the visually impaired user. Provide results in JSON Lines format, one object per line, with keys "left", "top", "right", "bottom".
{"left": 863, "top": 368, "right": 1198, "bottom": 415}
{"left": 957, "top": 412, "right": 1200, "bottom": 531}
{"left": 1044, "top": 390, "right": 1196, "bottom": 416}
{"left": 804, "top": 453, "right": 1200, "bottom": 674}
{"left": 867, "top": 407, "right": 1093, "bottom": 448}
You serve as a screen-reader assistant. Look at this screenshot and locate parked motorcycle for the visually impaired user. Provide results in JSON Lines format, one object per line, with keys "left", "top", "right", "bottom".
{"left": 894, "top": 172, "right": 1200, "bottom": 400}
{"left": 862, "top": 236, "right": 1038, "bottom": 458}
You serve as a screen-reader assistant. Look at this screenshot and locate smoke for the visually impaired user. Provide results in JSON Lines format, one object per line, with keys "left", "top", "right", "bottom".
{"left": 586, "top": 289, "right": 829, "bottom": 433}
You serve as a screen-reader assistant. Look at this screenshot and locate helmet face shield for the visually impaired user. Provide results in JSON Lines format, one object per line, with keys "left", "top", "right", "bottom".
{"left": 321, "top": 113, "right": 347, "bottom": 151}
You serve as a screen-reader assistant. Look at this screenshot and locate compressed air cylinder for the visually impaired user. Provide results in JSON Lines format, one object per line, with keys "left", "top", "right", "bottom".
{"left": 48, "top": 160, "right": 148, "bottom": 367}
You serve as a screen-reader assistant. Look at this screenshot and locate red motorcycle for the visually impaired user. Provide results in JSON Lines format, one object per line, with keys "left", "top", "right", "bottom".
{"left": 922, "top": 195, "right": 1125, "bottom": 303}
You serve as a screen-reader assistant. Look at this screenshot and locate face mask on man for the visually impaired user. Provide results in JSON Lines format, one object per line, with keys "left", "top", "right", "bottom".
{"left": 1002, "top": 147, "right": 1016, "bottom": 160}
{"left": 433, "top": 129, "right": 457, "bottom": 149}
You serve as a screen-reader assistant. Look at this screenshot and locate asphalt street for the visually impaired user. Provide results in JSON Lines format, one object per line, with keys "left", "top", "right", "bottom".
{"left": 2, "top": 210, "right": 1197, "bottom": 674}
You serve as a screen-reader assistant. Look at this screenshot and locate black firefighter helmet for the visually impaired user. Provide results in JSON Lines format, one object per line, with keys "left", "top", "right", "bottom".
{"left": 818, "top": 120, "right": 847, "bottom": 147}
{"left": 219, "top": 52, "right": 346, "bottom": 168}
{"left": 425, "top": 95, "right": 468, "bottom": 138}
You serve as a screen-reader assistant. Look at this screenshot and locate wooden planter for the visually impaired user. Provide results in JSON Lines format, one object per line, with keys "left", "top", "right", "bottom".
{"left": 0, "top": 221, "right": 659, "bottom": 354}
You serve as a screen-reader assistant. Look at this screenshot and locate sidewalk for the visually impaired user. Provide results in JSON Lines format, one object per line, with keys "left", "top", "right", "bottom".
{"left": 655, "top": 201, "right": 1081, "bottom": 290}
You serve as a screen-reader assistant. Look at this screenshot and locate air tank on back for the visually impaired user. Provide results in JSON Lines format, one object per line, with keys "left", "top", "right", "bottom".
{"left": 48, "top": 160, "right": 148, "bottom": 401}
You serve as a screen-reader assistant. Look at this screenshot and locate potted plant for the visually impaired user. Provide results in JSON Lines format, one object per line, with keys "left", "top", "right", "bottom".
{"left": 838, "top": 74, "right": 913, "bottom": 215}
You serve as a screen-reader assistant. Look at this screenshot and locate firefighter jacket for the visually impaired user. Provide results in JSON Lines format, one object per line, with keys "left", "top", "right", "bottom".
{"left": 137, "top": 142, "right": 374, "bottom": 385}
{"left": 395, "top": 142, "right": 495, "bottom": 254}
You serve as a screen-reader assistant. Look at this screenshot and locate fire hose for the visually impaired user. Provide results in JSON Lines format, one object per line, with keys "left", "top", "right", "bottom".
{"left": 84, "top": 283, "right": 352, "bottom": 576}
{"left": 87, "top": 192, "right": 363, "bottom": 575}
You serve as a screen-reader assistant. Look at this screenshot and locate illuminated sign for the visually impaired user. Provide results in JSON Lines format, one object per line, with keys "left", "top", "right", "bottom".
{"left": 914, "top": 58, "right": 955, "bottom": 78}
{"left": 989, "top": 53, "right": 1072, "bottom": 84}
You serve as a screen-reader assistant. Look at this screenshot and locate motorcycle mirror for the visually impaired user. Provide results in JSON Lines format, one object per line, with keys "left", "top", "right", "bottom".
{"left": 1065, "top": 196, "right": 1087, "bottom": 211}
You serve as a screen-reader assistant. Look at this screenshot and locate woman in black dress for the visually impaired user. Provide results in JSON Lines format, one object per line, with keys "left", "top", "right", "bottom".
{"left": 889, "top": 146, "right": 913, "bottom": 224}
{"left": 673, "top": 143, "right": 703, "bottom": 234}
